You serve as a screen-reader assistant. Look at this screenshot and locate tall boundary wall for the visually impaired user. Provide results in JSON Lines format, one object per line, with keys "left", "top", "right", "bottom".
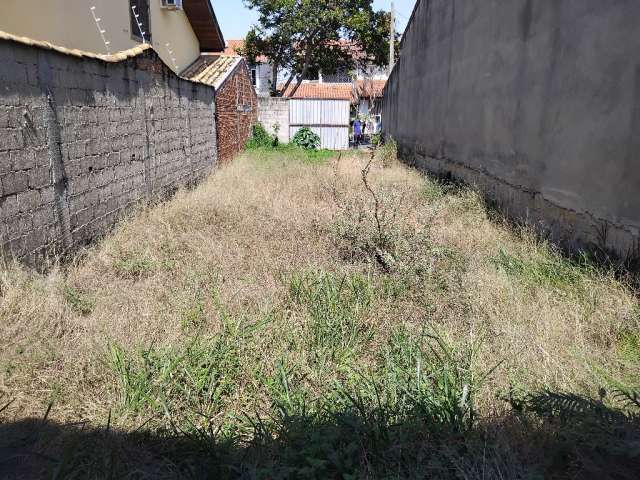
{"left": 384, "top": 0, "right": 640, "bottom": 261}
{"left": 258, "top": 97, "right": 289, "bottom": 144}
{"left": 0, "top": 33, "right": 217, "bottom": 264}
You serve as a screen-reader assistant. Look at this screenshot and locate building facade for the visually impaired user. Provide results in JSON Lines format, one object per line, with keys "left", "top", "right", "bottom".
{"left": 0, "top": 0, "right": 225, "bottom": 72}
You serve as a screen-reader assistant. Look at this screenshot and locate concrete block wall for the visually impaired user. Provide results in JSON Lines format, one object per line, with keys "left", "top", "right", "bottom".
{"left": 216, "top": 60, "right": 258, "bottom": 163}
{"left": 384, "top": 0, "right": 640, "bottom": 260}
{"left": 0, "top": 38, "right": 216, "bottom": 263}
{"left": 258, "top": 97, "right": 289, "bottom": 144}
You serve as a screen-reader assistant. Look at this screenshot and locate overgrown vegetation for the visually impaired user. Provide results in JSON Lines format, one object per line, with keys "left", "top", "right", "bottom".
{"left": 246, "top": 122, "right": 277, "bottom": 149}
{"left": 1, "top": 148, "right": 638, "bottom": 478}
{"left": 292, "top": 127, "right": 321, "bottom": 150}
{"left": 247, "top": 122, "right": 332, "bottom": 163}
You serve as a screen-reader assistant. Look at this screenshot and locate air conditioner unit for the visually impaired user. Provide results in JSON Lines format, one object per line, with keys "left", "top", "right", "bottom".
{"left": 161, "top": 0, "right": 183, "bottom": 10}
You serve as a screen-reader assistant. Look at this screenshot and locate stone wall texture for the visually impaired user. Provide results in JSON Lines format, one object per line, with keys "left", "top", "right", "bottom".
{"left": 0, "top": 38, "right": 217, "bottom": 264}
{"left": 384, "top": 0, "right": 640, "bottom": 260}
{"left": 258, "top": 97, "right": 289, "bottom": 144}
{"left": 216, "top": 60, "right": 258, "bottom": 163}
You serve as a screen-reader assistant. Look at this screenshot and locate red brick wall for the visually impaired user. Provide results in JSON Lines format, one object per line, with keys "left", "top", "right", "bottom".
{"left": 215, "top": 60, "right": 258, "bottom": 163}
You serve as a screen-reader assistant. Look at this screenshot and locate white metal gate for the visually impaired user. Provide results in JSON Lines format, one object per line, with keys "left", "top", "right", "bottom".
{"left": 289, "top": 99, "right": 350, "bottom": 150}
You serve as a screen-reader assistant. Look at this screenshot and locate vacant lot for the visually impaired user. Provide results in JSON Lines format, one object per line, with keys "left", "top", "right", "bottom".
{"left": 1, "top": 146, "right": 639, "bottom": 478}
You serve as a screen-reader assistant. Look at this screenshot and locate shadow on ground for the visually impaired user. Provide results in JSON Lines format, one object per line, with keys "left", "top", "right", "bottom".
{"left": 2, "top": 394, "right": 639, "bottom": 479}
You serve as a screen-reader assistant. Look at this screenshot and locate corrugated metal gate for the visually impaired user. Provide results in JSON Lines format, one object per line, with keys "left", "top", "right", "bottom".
{"left": 289, "top": 99, "right": 350, "bottom": 150}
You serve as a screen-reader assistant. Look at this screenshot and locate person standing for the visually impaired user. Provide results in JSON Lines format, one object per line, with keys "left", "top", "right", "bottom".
{"left": 353, "top": 117, "right": 362, "bottom": 145}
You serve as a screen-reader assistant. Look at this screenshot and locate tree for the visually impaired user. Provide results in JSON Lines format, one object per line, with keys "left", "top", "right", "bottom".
{"left": 242, "top": 0, "right": 392, "bottom": 97}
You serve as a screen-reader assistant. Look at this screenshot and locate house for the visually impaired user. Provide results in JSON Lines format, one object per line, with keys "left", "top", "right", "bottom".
{"left": 279, "top": 83, "right": 354, "bottom": 150}
{"left": 223, "top": 39, "right": 273, "bottom": 97}
{"left": 317, "top": 40, "right": 388, "bottom": 84}
{"left": 281, "top": 41, "right": 387, "bottom": 129}
{"left": 356, "top": 79, "right": 386, "bottom": 117}
{"left": 0, "top": 0, "right": 225, "bottom": 73}
{"left": 183, "top": 53, "right": 258, "bottom": 163}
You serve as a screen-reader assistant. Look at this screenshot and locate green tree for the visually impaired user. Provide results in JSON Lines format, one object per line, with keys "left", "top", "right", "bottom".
{"left": 243, "top": 0, "right": 393, "bottom": 97}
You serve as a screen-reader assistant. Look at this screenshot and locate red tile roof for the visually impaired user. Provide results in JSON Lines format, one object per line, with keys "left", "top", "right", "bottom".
{"left": 357, "top": 79, "right": 387, "bottom": 99}
{"left": 223, "top": 39, "right": 268, "bottom": 63}
{"left": 279, "top": 82, "right": 357, "bottom": 102}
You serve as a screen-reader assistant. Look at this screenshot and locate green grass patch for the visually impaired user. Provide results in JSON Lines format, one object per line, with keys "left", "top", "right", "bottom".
{"left": 289, "top": 271, "right": 374, "bottom": 361}
{"left": 617, "top": 328, "right": 640, "bottom": 365}
{"left": 247, "top": 143, "right": 335, "bottom": 164}
{"left": 112, "top": 251, "right": 155, "bottom": 279}
{"left": 63, "top": 286, "right": 96, "bottom": 316}
{"left": 491, "top": 248, "right": 594, "bottom": 291}
{"left": 109, "top": 327, "right": 242, "bottom": 424}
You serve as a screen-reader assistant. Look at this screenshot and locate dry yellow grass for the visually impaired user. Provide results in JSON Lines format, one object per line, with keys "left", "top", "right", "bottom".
{"left": 0, "top": 147, "right": 638, "bottom": 434}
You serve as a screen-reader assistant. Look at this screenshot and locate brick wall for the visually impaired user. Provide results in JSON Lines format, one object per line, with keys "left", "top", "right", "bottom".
{"left": 258, "top": 97, "right": 289, "bottom": 144}
{"left": 0, "top": 36, "right": 217, "bottom": 264}
{"left": 215, "top": 60, "right": 258, "bottom": 163}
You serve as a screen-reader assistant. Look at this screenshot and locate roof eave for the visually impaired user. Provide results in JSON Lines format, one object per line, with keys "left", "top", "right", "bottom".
{"left": 203, "top": 0, "right": 225, "bottom": 52}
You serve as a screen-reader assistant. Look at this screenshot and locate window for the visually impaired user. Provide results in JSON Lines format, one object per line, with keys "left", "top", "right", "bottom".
{"left": 130, "top": 0, "right": 151, "bottom": 43}
{"left": 251, "top": 68, "right": 257, "bottom": 87}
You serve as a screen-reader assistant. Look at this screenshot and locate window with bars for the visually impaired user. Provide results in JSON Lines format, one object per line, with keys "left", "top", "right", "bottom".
{"left": 130, "top": 0, "right": 151, "bottom": 43}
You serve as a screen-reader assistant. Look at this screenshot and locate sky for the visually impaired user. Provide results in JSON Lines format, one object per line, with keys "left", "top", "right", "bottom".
{"left": 212, "top": 0, "right": 417, "bottom": 41}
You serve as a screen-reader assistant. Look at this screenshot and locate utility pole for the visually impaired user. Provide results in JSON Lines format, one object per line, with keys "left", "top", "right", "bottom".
{"left": 389, "top": 1, "right": 395, "bottom": 75}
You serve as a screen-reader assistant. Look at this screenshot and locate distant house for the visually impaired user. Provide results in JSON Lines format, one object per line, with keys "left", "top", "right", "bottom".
{"left": 183, "top": 54, "right": 258, "bottom": 163}
{"left": 356, "top": 79, "right": 386, "bottom": 117}
{"left": 282, "top": 78, "right": 385, "bottom": 121}
{"left": 0, "top": 0, "right": 225, "bottom": 73}
{"left": 223, "top": 39, "right": 273, "bottom": 97}
{"left": 279, "top": 83, "right": 354, "bottom": 150}
{"left": 281, "top": 41, "right": 387, "bottom": 125}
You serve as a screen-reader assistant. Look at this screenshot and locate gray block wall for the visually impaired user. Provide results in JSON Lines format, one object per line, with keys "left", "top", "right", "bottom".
{"left": 0, "top": 39, "right": 217, "bottom": 264}
{"left": 384, "top": 0, "right": 640, "bottom": 260}
{"left": 258, "top": 97, "right": 289, "bottom": 143}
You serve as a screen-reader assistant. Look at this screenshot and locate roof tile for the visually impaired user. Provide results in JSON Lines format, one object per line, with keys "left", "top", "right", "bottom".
{"left": 181, "top": 54, "right": 244, "bottom": 88}
{"left": 280, "top": 82, "right": 357, "bottom": 102}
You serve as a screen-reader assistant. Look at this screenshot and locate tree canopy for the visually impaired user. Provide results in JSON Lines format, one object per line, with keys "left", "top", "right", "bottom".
{"left": 242, "top": 0, "right": 393, "bottom": 96}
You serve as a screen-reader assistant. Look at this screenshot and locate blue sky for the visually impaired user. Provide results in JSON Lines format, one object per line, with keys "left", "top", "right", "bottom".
{"left": 212, "top": 0, "right": 417, "bottom": 40}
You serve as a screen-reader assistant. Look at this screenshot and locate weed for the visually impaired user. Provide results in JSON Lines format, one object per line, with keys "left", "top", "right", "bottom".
{"left": 375, "top": 137, "right": 398, "bottom": 168}
{"left": 180, "top": 299, "right": 205, "bottom": 331}
{"left": 617, "top": 329, "right": 640, "bottom": 365}
{"left": 2, "top": 149, "right": 638, "bottom": 479}
{"left": 109, "top": 326, "right": 242, "bottom": 429}
{"left": 292, "top": 127, "right": 320, "bottom": 150}
{"left": 377, "top": 325, "right": 497, "bottom": 432}
{"left": 264, "top": 359, "right": 309, "bottom": 417}
{"left": 246, "top": 123, "right": 275, "bottom": 149}
{"left": 332, "top": 154, "right": 431, "bottom": 273}
{"left": 289, "top": 271, "right": 373, "bottom": 361}
{"left": 112, "top": 251, "right": 154, "bottom": 279}
{"left": 422, "top": 178, "right": 446, "bottom": 201}
{"left": 63, "top": 286, "right": 95, "bottom": 316}
{"left": 491, "top": 247, "right": 593, "bottom": 291}
{"left": 249, "top": 142, "right": 334, "bottom": 164}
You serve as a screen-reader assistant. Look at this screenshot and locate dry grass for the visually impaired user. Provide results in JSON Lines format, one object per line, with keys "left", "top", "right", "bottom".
{"left": 1, "top": 147, "right": 638, "bottom": 477}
